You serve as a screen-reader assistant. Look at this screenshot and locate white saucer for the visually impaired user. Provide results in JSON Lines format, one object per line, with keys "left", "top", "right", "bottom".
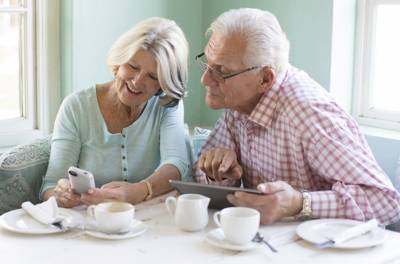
{"left": 0, "top": 208, "right": 83, "bottom": 235}
{"left": 85, "top": 219, "right": 147, "bottom": 240}
{"left": 296, "top": 219, "right": 387, "bottom": 249}
{"left": 205, "top": 228, "right": 257, "bottom": 251}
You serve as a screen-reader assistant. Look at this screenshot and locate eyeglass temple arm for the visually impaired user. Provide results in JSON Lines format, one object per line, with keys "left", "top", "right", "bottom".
{"left": 195, "top": 52, "right": 205, "bottom": 61}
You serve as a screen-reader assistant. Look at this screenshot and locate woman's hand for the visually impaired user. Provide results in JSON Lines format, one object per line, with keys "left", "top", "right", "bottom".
{"left": 52, "top": 178, "right": 82, "bottom": 208}
{"left": 80, "top": 181, "right": 147, "bottom": 205}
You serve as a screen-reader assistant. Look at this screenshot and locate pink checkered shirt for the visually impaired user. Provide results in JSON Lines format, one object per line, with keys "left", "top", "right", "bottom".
{"left": 194, "top": 66, "right": 400, "bottom": 225}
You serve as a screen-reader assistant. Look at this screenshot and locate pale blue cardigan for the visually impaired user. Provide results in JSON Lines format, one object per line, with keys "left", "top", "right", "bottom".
{"left": 40, "top": 86, "right": 190, "bottom": 198}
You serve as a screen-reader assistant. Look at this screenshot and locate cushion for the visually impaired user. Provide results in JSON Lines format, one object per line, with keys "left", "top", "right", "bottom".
{"left": 395, "top": 157, "right": 400, "bottom": 191}
{"left": 192, "top": 127, "right": 211, "bottom": 160}
{"left": 0, "top": 136, "right": 51, "bottom": 214}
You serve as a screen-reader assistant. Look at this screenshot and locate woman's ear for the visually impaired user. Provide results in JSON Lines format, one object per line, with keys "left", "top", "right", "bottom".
{"left": 258, "top": 67, "right": 276, "bottom": 93}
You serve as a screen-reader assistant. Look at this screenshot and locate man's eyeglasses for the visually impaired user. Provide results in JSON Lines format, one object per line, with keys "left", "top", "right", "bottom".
{"left": 195, "top": 52, "right": 261, "bottom": 83}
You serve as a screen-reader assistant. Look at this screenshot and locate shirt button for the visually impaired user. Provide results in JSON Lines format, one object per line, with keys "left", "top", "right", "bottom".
{"left": 123, "top": 168, "right": 127, "bottom": 171}
{"left": 122, "top": 134, "right": 126, "bottom": 138}
{"left": 122, "top": 156, "right": 126, "bottom": 160}
{"left": 121, "top": 145, "right": 125, "bottom": 149}
{"left": 124, "top": 179, "right": 128, "bottom": 182}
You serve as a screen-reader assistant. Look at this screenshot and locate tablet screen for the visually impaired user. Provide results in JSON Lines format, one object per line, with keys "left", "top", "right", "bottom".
{"left": 169, "top": 180, "right": 262, "bottom": 209}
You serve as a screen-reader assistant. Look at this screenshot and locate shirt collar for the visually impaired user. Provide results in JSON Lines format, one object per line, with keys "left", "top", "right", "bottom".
{"left": 247, "top": 67, "right": 289, "bottom": 128}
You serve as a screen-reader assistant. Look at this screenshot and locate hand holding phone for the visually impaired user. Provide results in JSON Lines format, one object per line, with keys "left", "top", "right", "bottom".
{"left": 68, "top": 166, "right": 95, "bottom": 194}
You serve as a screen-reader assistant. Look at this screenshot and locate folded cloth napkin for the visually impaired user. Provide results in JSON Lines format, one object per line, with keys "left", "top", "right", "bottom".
{"left": 315, "top": 219, "right": 379, "bottom": 248}
{"left": 21, "top": 197, "right": 64, "bottom": 226}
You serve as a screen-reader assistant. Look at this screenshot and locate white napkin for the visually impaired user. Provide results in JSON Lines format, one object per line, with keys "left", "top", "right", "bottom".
{"left": 332, "top": 218, "right": 379, "bottom": 244}
{"left": 316, "top": 218, "right": 380, "bottom": 248}
{"left": 21, "top": 197, "right": 64, "bottom": 225}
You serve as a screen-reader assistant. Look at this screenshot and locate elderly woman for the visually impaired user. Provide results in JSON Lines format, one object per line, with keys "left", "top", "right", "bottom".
{"left": 41, "top": 17, "right": 190, "bottom": 207}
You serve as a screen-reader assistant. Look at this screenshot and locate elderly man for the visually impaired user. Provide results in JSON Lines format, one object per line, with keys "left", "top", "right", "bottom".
{"left": 193, "top": 8, "right": 400, "bottom": 225}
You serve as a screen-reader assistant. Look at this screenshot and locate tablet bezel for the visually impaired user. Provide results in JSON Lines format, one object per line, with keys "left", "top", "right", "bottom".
{"left": 169, "top": 180, "right": 262, "bottom": 209}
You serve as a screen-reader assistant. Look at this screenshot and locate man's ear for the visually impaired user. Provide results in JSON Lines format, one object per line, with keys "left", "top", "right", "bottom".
{"left": 258, "top": 67, "right": 276, "bottom": 93}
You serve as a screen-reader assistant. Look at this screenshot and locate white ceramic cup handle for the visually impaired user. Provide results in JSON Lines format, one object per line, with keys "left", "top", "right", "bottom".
{"left": 213, "top": 211, "right": 222, "bottom": 227}
{"left": 165, "top": 196, "right": 177, "bottom": 216}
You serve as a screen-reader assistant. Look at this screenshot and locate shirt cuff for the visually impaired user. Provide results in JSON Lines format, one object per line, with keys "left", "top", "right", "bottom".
{"left": 309, "top": 190, "right": 343, "bottom": 219}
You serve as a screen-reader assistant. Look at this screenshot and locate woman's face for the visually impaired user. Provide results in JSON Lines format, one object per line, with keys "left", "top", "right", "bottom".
{"left": 115, "top": 49, "right": 160, "bottom": 107}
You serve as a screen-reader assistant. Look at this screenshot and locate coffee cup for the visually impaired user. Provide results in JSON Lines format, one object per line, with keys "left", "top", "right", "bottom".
{"left": 87, "top": 202, "right": 134, "bottom": 233}
{"left": 165, "top": 194, "right": 210, "bottom": 232}
{"left": 213, "top": 207, "right": 260, "bottom": 245}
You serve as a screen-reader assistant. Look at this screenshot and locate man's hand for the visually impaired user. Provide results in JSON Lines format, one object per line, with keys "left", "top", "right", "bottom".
{"left": 198, "top": 148, "right": 243, "bottom": 181}
{"left": 227, "top": 181, "right": 303, "bottom": 224}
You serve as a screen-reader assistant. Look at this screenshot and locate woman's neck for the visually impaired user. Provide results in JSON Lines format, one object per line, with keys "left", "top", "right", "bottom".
{"left": 96, "top": 82, "right": 147, "bottom": 133}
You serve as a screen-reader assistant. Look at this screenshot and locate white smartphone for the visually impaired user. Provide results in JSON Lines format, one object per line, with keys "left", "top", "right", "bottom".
{"left": 68, "top": 166, "right": 95, "bottom": 194}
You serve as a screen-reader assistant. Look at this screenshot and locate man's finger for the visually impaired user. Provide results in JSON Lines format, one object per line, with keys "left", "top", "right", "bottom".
{"left": 198, "top": 153, "right": 206, "bottom": 170}
{"left": 257, "top": 181, "right": 287, "bottom": 194}
{"left": 203, "top": 151, "right": 215, "bottom": 177}
{"left": 231, "top": 165, "right": 243, "bottom": 180}
{"left": 232, "top": 191, "right": 272, "bottom": 207}
{"left": 219, "top": 151, "right": 236, "bottom": 173}
{"left": 199, "top": 153, "right": 215, "bottom": 180}
{"left": 226, "top": 193, "right": 264, "bottom": 213}
{"left": 211, "top": 155, "right": 223, "bottom": 180}
{"left": 203, "top": 152, "right": 212, "bottom": 174}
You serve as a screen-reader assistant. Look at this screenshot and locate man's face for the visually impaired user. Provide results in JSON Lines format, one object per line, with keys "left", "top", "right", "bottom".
{"left": 200, "top": 33, "right": 265, "bottom": 115}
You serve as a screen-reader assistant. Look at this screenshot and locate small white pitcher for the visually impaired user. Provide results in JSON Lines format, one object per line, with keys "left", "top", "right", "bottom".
{"left": 165, "top": 193, "right": 210, "bottom": 232}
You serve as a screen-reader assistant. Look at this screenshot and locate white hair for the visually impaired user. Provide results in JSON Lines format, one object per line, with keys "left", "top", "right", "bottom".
{"left": 207, "top": 8, "right": 290, "bottom": 75}
{"left": 107, "top": 17, "right": 188, "bottom": 107}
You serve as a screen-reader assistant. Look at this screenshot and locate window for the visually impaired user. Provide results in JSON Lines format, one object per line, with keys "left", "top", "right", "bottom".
{"left": 354, "top": 0, "right": 400, "bottom": 131}
{"left": 0, "top": 0, "right": 36, "bottom": 136}
{"left": 0, "top": 0, "right": 60, "bottom": 149}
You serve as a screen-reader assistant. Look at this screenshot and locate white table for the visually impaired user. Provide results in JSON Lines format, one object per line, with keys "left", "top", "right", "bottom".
{"left": 1, "top": 192, "right": 400, "bottom": 264}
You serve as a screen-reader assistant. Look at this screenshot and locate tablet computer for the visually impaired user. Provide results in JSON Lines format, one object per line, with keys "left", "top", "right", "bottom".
{"left": 169, "top": 180, "right": 262, "bottom": 209}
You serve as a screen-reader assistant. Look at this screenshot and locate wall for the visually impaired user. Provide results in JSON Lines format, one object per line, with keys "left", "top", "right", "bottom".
{"left": 61, "top": 0, "right": 333, "bottom": 127}
{"left": 200, "top": 0, "right": 334, "bottom": 125}
{"left": 61, "top": 0, "right": 204, "bottom": 125}
{"left": 60, "top": 0, "right": 399, "bottom": 180}
{"left": 366, "top": 135, "right": 400, "bottom": 183}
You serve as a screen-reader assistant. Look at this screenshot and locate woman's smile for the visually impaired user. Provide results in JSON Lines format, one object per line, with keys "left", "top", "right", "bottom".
{"left": 125, "top": 83, "right": 143, "bottom": 95}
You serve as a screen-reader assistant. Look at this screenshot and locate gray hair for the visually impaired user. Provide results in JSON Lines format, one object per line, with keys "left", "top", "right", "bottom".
{"left": 207, "top": 8, "right": 290, "bottom": 75}
{"left": 107, "top": 17, "right": 188, "bottom": 107}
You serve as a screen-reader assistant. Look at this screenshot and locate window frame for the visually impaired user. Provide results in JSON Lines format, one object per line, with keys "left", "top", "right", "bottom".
{"left": 0, "top": 0, "right": 60, "bottom": 148}
{"left": 353, "top": 0, "right": 400, "bottom": 131}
